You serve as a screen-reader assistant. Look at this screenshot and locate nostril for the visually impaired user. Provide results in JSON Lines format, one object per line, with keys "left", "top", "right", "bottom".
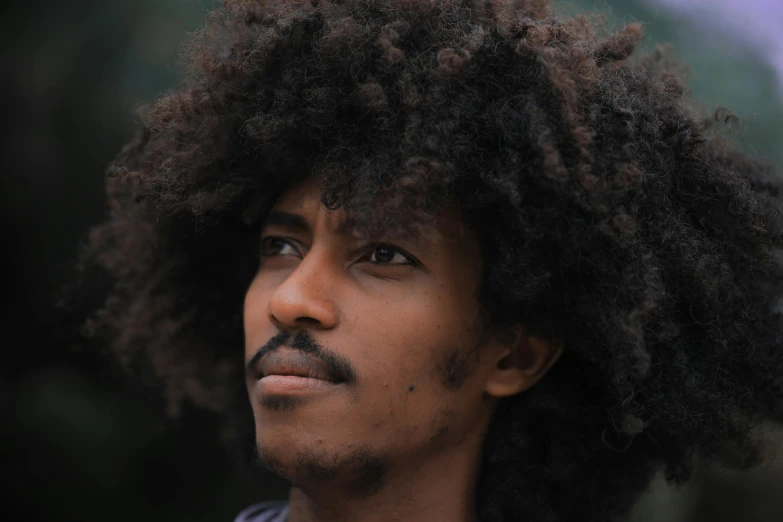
{"left": 295, "top": 317, "right": 322, "bottom": 327}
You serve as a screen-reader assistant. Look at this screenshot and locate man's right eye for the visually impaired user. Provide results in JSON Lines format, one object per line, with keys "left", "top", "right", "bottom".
{"left": 260, "top": 237, "right": 302, "bottom": 258}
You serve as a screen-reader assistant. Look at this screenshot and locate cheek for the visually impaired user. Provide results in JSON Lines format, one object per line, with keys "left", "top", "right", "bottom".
{"left": 243, "top": 276, "right": 275, "bottom": 354}
{"left": 353, "top": 286, "right": 479, "bottom": 394}
{"left": 348, "top": 296, "right": 483, "bottom": 450}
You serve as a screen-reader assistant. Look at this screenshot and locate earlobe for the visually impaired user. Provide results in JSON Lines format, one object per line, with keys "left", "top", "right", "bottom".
{"left": 485, "top": 331, "right": 563, "bottom": 398}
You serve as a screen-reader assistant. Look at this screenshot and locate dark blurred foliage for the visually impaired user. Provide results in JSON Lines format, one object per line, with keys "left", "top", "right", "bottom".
{"left": 689, "top": 470, "right": 783, "bottom": 522}
{"left": 3, "top": 2, "right": 287, "bottom": 521}
{"left": 2, "top": 1, "right": 782, "bottom": 521}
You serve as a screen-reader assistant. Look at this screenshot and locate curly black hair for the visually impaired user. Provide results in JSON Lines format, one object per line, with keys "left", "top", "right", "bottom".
{"left": 73, "top": 0, "right": 783, "bottom": 520}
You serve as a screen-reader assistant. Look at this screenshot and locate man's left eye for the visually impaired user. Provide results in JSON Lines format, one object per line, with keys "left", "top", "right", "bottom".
{"left": 363, "top": 244, "right": 415, "bottom": 266}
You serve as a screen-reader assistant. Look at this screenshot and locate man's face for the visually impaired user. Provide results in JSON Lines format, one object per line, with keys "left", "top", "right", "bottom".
{"left": 243, "top": 178, "right": 501, "bottom": 491}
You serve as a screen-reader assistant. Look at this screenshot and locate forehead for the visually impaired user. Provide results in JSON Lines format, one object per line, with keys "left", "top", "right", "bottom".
{"left": 268, "top": 178, "right": 476, "bottom": 250}
{"left": 269, "top": 178, "right": 354, "bottom": 236}
{"left": 272, "top": 177, "right": 323, "bottom": 213}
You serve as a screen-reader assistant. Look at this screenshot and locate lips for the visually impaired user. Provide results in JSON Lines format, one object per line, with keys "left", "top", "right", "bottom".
{"left": 253, "top": 348, "right": 340, "bottom": 383}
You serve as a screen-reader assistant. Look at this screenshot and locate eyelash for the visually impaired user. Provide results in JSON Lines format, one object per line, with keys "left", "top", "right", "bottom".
{"left": 259, "top": 237, "right": 418, "bottom": 267}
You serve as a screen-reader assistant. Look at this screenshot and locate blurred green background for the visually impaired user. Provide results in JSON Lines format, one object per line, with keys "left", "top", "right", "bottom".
{"left": 4, "top": 1, "right": 782, "bottom": 521}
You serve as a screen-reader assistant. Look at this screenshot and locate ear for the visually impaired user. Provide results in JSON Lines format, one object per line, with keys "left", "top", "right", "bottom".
{"left": 484, "top": 327, "right": 563, "bottom": 398}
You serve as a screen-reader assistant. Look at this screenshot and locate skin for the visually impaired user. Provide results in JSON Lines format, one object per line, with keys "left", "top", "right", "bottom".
{"left": 243, "top": 178, "right": 562, "bottom": 522}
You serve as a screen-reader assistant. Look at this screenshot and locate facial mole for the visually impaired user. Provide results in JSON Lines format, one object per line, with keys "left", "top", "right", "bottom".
{"left": 433, "top": 425, "right": 448, "bottom": 440}
{"left": 408, "top": 384, "right": 415, "bottom": 392}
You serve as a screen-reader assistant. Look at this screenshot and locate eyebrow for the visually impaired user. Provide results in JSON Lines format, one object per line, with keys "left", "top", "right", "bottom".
{"left": 262, "top": 210, "right": 433, "bottom": 249}
{"left": 263, "top": 210, "right": 311, "bottom": 233}
{"left": 263, "top": 210, "right": 358, "bottom": 235}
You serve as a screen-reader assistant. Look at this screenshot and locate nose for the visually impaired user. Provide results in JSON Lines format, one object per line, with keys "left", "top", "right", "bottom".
{"left": 267, "top": 247, "right": 340, "bottom": 331}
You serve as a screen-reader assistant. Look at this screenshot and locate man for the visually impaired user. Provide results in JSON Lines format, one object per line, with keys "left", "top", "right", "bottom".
{"left": 77, "top": 1, "right": 783, "bottom": 521}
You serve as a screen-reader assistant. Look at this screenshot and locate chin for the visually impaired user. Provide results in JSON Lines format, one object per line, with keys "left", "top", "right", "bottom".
{"left": 254, "top": 427, "right": 387, "bottom": 492}
{"left": 253, "top": 418, "right": 316, "bottom": 474}
{"left": 254, "top": 431, "right": 300, "bottom": 478}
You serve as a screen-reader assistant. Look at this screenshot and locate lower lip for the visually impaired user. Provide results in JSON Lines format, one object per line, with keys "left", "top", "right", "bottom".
{"left": 257, "top": 375, "right": 340, "bottom": 395}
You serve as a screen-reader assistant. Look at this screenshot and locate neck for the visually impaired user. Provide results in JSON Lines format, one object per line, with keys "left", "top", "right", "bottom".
{"left": 285, "top": 433, "right": 484, "bottom": 522}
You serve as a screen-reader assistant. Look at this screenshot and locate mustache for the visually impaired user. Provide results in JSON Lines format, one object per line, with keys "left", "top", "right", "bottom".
{"left": 246, "top": 330, "right": 357, "bottom": 385}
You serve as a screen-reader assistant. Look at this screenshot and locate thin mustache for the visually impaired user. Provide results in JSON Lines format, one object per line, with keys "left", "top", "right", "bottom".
{"left": 246, "top": 331, "right": 357, "bottom": 385}
{"left": 247, "top": 331, "right": 289, "bottom": 371}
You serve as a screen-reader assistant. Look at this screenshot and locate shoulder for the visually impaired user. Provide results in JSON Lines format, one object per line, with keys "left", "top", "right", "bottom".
{"left": 233, "top": 501, "right": 289, "bottom": 522}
